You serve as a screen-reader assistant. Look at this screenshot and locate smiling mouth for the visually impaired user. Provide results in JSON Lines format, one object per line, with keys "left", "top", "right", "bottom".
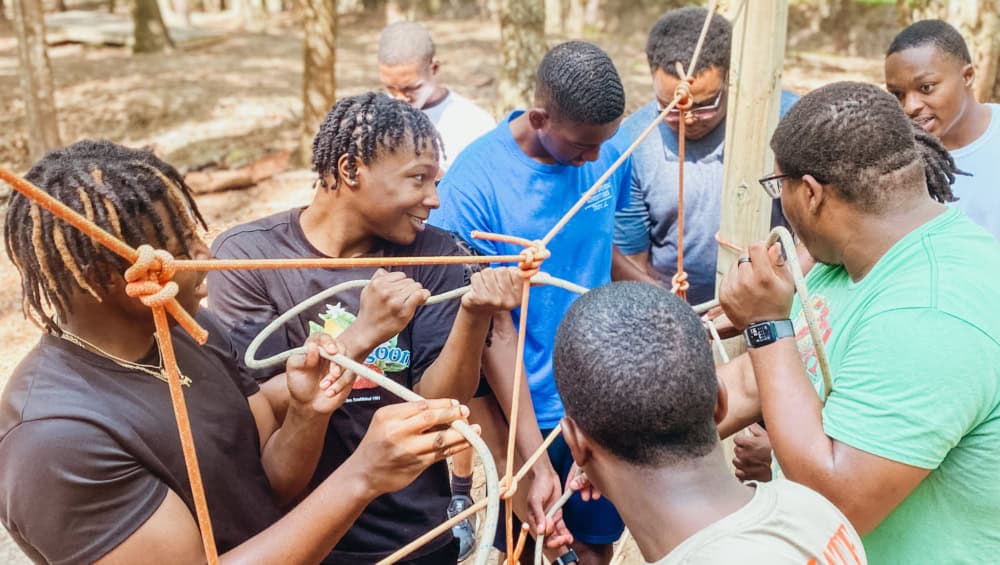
{"left": 913, "top": 115, "right": 936, "bottom": 130}
{"left": 408, "top": 214, "right": 427, "bottom": 231}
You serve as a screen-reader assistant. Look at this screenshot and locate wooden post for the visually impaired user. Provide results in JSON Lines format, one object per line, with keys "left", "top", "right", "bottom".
{"left": 300, "top": 0, "right": 337, "bottom": 166}
{"left": 715, "top": 0, "right": 788, "bottom": 358}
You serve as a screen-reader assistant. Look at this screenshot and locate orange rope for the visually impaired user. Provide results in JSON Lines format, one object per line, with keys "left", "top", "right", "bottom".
{"left": 175, "top": 254, "right": 525, "bottom": 272}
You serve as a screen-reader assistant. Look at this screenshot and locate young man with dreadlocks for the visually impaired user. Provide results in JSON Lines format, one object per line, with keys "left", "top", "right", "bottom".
{"left": 430, "top": 41, "right": 639, "bottom": 565}
{"left": 885, "top": 19, "right": 1000, "bottom": 240}
{"left": 716, "top": 82, "right": 1000, "bottom": 563}
{"left": 378, "top": 21, "right": 495, "bottom": 174}
{"left": 553, "top": 282, "right": 866, "bottom": 564}
{"left": 208, "top": 92, "right": 525, "bottom": 563}
{"left": 0, "top": 140, "right": 477, "bottom": 563}
{"left": 612, "top": 7, "right": 799, "bottom": 305}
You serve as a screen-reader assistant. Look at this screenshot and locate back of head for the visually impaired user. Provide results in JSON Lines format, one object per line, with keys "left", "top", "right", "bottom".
{"left": 770, "top": 81, "right": 957, "bottom": 211}
{"left": 887, "top": 19, "right": 971, "bottom": 64}
{"left": 4, "top": 140, "right": 205, "bottom": 332}
{"left": 646, "top": 7, "right": 731, "bottom": 77}
{"left": 311, "top": 91, "right": 443, "bottom": 188}
{"left": 553, "top": 282, "right": 718, "bottom": 466}
{"left": 377, "top": 21, "right": 435, "bottom": 66}
{"left": 535, "top": 41, "right": 625, "bottom": 125}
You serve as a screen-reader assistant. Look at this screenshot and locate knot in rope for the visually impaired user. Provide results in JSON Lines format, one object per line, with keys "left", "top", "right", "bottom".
{"left": 517, "top": 241, "right": 549, "bottom": 279}
{"left": 673, "top": 77, "right": 695, "bottom": 112}
{"left": 671, "top": 270, "right": 689, "bottom": 297}
{"left": 124, "top": 245, "right": 179, "bottom": 307}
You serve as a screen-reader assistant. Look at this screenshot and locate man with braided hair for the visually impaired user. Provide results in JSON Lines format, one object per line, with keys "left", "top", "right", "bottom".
{"left": 431, "top": 41, "right": 637, "bottom": 565}
{"left": 613, "top": 7, "right": 799, "bottom": 305}
{"left": 716, "top": 82, "right": 1000, "bottom": 563}
{"left": 886, "top": 19, "right": 1000, "bottom": 240}
{"left": 0, "top": 140, "right": 478, "bottom": 563}
{"left": 209, "top": 92, "right": 526, "bottom": 563}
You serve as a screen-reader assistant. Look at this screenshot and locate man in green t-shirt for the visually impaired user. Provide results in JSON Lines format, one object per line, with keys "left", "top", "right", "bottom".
{"left": 716, "top": 81, "right": 1000, "bottom": 563}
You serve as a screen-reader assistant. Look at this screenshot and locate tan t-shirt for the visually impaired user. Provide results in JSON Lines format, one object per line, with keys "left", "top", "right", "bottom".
{"left": 651, "top": 480, "right": 866, "bottom": 565}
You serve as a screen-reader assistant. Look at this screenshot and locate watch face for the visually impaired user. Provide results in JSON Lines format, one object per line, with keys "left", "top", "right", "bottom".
{"left": 747, "top": 323, "right": 774, "bottom": 343}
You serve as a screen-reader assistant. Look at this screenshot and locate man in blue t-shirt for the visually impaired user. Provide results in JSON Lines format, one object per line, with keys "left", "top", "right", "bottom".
{"left": 430, "top": 41, "right": 638, "bottom": 564}
{"left": 613, "top": 7, "right": 798, "bottom": 306}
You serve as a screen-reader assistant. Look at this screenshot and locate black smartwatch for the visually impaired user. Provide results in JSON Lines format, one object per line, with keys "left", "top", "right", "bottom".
{"left": 553, "top": 548, "right": 579, "bottom": 565}
{"left": 743, "top": 319, "right": 794, "bottom": 349}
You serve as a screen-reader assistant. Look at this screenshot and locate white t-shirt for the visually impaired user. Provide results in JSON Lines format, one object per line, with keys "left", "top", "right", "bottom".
{"left": 951, "top": 103, "right": 1000, "bottom": 240}
{"left": 651, "top": 480, "right": 867, "bottom": 565}
{"left": 422, "top": 90, "right": 495, "bottom": 172}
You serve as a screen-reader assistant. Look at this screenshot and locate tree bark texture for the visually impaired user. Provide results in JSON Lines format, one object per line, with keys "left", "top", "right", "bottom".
{"left": 132, "top": 0, "right": 175, "bottom": 53}
{"left": 301, "top": 0, "right": 337, "bottom": 166}
{"left": 498, "top": 0, "right": 544, "bottom": 114}
{"left": 12, "top": 0, "right": 61, "bottom": 162}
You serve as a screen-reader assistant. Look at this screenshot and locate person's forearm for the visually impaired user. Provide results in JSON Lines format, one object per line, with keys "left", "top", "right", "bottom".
{"left": 260, "top": 405, "right": 330, "bottom": 507}
{"left": 222, "top": 457, "right": 377, "bottom": 565}
{"left": 716, "top": 352, "right": 763, "bottom": 438}
{"left": 413, "top": 307, "right": 490, "bottom": 402}
{"left": 749, "top": 339, "right": 836, "bottom": 485}
{"left": 611, "top": 247, "right": 658, "bottom": 284}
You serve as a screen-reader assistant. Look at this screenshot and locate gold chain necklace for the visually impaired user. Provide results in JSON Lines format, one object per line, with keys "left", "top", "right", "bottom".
{"left": 59, "top": 330, "right": 192, "bottom": 387}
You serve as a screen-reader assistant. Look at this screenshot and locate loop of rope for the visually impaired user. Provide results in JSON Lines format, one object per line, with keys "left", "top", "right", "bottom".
{"left": 124, "top": 245, "right": 179, "bottom": 307}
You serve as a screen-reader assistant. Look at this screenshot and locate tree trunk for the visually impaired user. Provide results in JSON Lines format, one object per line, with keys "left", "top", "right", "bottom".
{"left": 12, "top": 0, "right": 61, "bottom": 162}
{"left": 301, "top": 0, "right": 336, "bottom": 166}
{"left": 132, "top": 0, "right": 175, "bottom": 53}
{"left": 498, "top": 0, "right": 544, "bottom": 114}
{"left": 173, "top": 0, "right": 191, "bottom": 25}
{"left": 0, "top": 0, "right": 8, "bottom": 21}
{"left": 54, "top": 0, "right": 66, "bottom": 11}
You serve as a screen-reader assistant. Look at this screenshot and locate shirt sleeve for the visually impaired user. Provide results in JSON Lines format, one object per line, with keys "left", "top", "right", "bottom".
{"left": 821, "top": 308, "right": 995, "bottom": 469}
{"left": 0, "top": 419, "right": 169, "bottom": 565}
{"left": 614, "top": 164, "right": 652, "bottom": 255}
{"left": 207, "top": 237, "right": 289, "bottom": 381}
{"left": 430, "top": 167, "right": 499, "bottom": 258}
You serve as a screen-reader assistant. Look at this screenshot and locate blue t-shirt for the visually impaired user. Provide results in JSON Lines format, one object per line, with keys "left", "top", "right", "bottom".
{"left": 429, "top": 111, "right": 631, "bottom": 428}
{"left": 951, "top": 103, "right": 1000, "bottom": 241}
{"left": 614, "top": 91, "right": 799, "bottom": 305}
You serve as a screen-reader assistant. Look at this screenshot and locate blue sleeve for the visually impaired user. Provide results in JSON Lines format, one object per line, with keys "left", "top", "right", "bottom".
{"left": 779, "top": 89, "right": 800, "bottom": 118}
{"left": 614, "top": 164, "right": 651, "bottom": 255}
{"left": 429, "top": 163, "right": 499, "bottom": 257}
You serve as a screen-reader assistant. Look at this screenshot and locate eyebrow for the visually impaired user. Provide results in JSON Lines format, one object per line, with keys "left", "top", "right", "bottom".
{"left": 911, "top": 72, "right": 937, "bottom": 82}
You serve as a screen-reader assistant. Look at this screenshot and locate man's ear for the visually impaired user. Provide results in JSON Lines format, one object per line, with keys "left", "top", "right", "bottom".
{"left": 714, "top": 375, "right": 729, "bottom": 426}
{"left": 962, "top": 63, "right": 976, "bottom": 90}
{"left": 336, "top": 154, "right": 361, "bottom": 189}
{"left": 527, "top": 108, "right": 549, "bottom": 131}
{"left": 801, "top": 174, "right": 825, "bottom": 216}
{"left": 430, "top": 59, "right": 441, "bottom": 77}
{"left": 561, "top": 417, "right": 592, "bottom": 468}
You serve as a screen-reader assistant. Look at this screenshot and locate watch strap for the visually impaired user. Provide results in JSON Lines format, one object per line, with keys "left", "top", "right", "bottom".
{"left": 743, "top": 319, "right": 794, "bottom": 348}
{"left": 553, "top": 548, "right": 579, "bottom": 565}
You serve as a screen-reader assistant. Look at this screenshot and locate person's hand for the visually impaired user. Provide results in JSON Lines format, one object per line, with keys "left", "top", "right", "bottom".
{"left": 565, "top": 463, "right": 601, "bottom": 501}
{"left": 733, "top": 424, "right": 773, "bottom": 482}
{"left": 460, "top": 267, "right": 524, "bottom": 313}
{"left": 703, "top": 306, "right": 740, "bottom": 340}
{"left": 719, "top": 242, "right": 795, "bottom": 331}
{"left": 353, "top": 399, "right": 479, "bottom": 495}
{"left": 351, "top": 269, "right": 430, "bottom": 348}
{"left": 285, "top": 332, "right": 355, "bottom": 415}
{"left": 526, "top": 461, "right": 573, "bottom": 548}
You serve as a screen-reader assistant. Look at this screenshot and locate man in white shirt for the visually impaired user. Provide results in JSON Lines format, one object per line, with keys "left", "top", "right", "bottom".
{"left": 378, "top": 21, "right": 495, "bottom": 173}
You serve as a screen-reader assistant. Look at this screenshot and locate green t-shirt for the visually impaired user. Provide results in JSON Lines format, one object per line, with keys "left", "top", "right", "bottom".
{"left": 789, "top": 208, "right": 1000, "bottom": 564}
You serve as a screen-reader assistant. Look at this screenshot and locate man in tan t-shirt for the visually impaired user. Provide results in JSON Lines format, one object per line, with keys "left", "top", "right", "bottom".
{"left": 552, "top": 282, "right": 866, "bottom": 564}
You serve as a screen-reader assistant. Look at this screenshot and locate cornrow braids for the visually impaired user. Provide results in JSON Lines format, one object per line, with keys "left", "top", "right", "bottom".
{"left": 311, "top": 92, "right": 444, "bottom": 190}
{"left": 770, "top": 81, "right": 957, "bottom": 212}
{"left": 646, "top": 7, "right": 731, "bottom": 78}
{"left": 887, "top": 19, "right": 972, "bottom": 64}
{"left": 4, "top": 140, "right": 206, "bottom": 333}
{"left": 535, "top": 41, "right": 625, "bottom": 125}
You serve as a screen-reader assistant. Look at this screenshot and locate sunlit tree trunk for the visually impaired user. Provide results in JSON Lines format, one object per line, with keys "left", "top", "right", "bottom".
{"left": 301, "top": 0, "right": 336, "bottom": 166}
{"left": 498, "top": 0, "right": 544, "bottom": 113}
{"left": 12, "top": 0, "right": 61, "bottom": 162}
{"left": 132, "top": 0, "right": 175, "bottom": 53}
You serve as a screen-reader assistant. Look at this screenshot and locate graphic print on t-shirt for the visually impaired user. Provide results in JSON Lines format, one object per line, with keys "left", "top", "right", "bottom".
{"left": 308, "top": 303, "right": 412, "bottom": 403}
{"left": 793, "top": 293, "right": 833, "bottom": 397}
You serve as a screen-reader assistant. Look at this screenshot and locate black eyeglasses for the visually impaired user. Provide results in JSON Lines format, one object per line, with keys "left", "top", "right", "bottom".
{"left": 758, "top": 173, "right": 794, "bottom": 199}
{"left": 658, "top": 88, "right": 725, "bottom": 121}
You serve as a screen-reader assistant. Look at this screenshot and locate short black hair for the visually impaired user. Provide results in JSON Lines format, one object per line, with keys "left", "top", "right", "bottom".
{"left": 887, "top": 19, "right": 971, "bottom": 64}
{"left": 311, "top": 92, "right": 443, "bottom": 189}
{"left": 535, "top": 41, "right": 625, "bottom": 125}
{"left": 4, "top": 140, "right": 206, "bottom": 333}
{"left": 646, "top": 7, "right": 731, "bottom": 77}
{"left": 771, "top": 81, "right": 956, "bottom": 211}
{"left": 378, "top": 21, "right": 435, "bottom": 66}
{"left": 553, "top": 282, "right": 719, "bottom": 466}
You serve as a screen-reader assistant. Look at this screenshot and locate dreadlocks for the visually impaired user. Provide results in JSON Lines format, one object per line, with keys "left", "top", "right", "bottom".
{"left": 311, "top": 92, "right": 444, "bottom": 190}
{"left": 535, "top": 41, "right": 625, "bottom": 125}
{"left": 770, "top": 81, "right": 956, "bottom": 211}
{"left": 4, "top": 140, "right": 206, "bottom": 333}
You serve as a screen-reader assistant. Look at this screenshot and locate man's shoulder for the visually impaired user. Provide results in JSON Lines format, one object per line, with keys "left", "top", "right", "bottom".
{"left": 1, "top": 340, "right": 93, "bottom": 437}
{"left": 211, "top": 208, "right": 299, "bottom": 258}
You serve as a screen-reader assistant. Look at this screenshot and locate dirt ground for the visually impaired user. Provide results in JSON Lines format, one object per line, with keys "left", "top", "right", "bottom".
{"left": 0, "top": 11, "right": 883, "bottom": 564}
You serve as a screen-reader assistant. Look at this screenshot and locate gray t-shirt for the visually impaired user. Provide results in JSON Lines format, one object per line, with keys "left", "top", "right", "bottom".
{"left": 615, "top": 94, "right": 798, "bottom": 305}
{"left": 0, "top": 311, "right": 280, "bottom": 564}
{"left": 652, "top": 480, "right": 867, "bottom": 565}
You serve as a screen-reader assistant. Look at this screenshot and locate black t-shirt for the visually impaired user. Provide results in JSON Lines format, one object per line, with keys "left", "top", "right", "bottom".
{"left": 0, "top": 311, "right": 282, "bottom": 565}
{"left": 208, "top": 208, "right": 465, "bottom": 561}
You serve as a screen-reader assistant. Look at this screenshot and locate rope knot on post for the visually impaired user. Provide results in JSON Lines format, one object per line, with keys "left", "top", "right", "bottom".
{"left": 124, "top": 245, "right": 179, "bottom": 307}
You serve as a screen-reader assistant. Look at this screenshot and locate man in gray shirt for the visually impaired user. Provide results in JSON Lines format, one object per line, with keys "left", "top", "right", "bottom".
{"left": 613, "top": 7, "right": 797, "bottom": 305}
